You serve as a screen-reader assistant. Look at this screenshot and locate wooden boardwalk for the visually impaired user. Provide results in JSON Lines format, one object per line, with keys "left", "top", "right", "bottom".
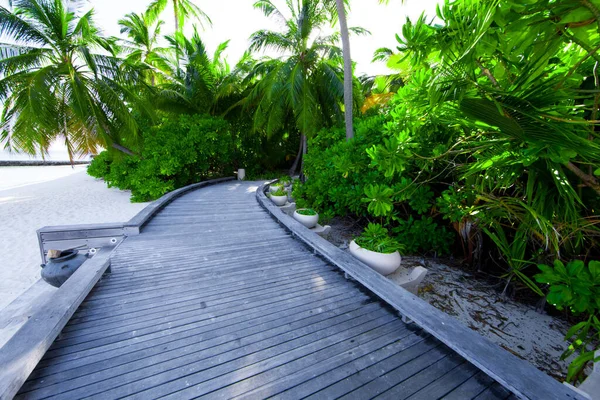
{"left": 17, "top": 181, "right": 516, "bottom": 399}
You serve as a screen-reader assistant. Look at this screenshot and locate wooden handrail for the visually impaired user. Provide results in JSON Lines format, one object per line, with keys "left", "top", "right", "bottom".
{"left": 35, "top": 177, "right": 236, "bottom": 263}
{"left": 0, "top": 248, "right": 112, "bottom": 400}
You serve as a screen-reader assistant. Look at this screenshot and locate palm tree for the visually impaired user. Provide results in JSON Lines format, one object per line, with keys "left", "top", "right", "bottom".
{"left": 155, "top": 29, "right": 234, "bottom": 115}
{"left": 117, "top": 10, "right": 171, "bottom": 85}
{"left": 146, "top": 0, "right": 211, "bottom": 69}
{"left": 333, "top": 0, "right": 354, "bottom": 141}
{"left": 328, "top": 0, "right": 391, "bottom": 141}
{"left": 0, "top": 0, "right": 149, "bottom": 160}
{"left": 248, "top": 0, "right": 347, "bottom": 174}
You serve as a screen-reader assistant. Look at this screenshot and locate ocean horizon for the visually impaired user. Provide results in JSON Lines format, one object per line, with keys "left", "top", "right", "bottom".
{"left": 0, "top": 142, "right": 92, "bottom": 162}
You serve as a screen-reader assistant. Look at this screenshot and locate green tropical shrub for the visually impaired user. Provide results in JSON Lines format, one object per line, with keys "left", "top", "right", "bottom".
{"left": 293, "top": 113, "right": 455, "bottom": 255}
{"left": 293, "top": 114, "right": 392, "bottom": 219}
{"left": 535, "top": 260, "right": 600, "bottom": 382}
{"left": 393, "top": 216, "right": 454, "bottom": 256}
{"left": 294, "top": 0, "right": 600, "bottom": 284}
{"left": 89, "top": 114, "right": 234, "bottom": 202}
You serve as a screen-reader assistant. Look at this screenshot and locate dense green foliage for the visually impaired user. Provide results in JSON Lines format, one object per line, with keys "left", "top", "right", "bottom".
{"left": 293, "top": 113, "right": 456, "bottom": 255}
{"left": 88, "top": 114, "right": 233, "bottom": 201}
{"left": 536, "top": 260, "right": 600, "bottom": 381}
{"left": 298, "top": 0, "right": 600, "bottom": 266}
{"left": 278, "top": 175, "right": 292, "bottom": 185}
{"left": 0, "top": 0, "right": 151, "bottom": 158}
{"left": 245, "top": 0, "right": 367, "bottom": 173}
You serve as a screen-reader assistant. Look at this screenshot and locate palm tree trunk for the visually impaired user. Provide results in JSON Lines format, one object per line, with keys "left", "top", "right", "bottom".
{"left": 173, "top": 0, "right": 180, "bottom": 34}
{"left": 300, "top": 133, "right": 307, "bottom": 181}
{"left": 111, "top": 143, "right": 138, "bottom": 156}
{"left": 173, "top": 0, "right": 180, "bottom": 70}
{"left": 289, "top": 133, "right": 305, "bottom": 176}
{"left": 565, "top": 161, "right": 600, "bottom": 196}
{"left": 335, "top": 0, "right": 354, "bottom": 141}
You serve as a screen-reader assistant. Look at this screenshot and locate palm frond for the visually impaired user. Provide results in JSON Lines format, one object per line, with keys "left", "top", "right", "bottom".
{"left": 0, "top": 3, "right": 49, "bottom": 45}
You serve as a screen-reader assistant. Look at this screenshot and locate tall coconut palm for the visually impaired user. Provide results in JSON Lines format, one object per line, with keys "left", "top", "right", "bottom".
{"left": 248, "top": 0, "right": 349, "bottom": 174}
{"left": 328, "top": 0, "right": 391, "bottom": 141}
{"left": 0, "top": 0, "right": 150, "bottom": 159}
{"left": 155, "top": 29, "right": 234, "bottom": 115}
{"left": 117, "top": 10, "right": 171, "bottom": 85}
{"left": 333, "top": 0, "right": 353, "bottom": 141}
{"left": 146, "top": 0, "right": 211, "bottom": 69}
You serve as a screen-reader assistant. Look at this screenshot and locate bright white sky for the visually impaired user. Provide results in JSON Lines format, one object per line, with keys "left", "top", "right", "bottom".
{"left": 89, "top": 0, "right": 443, "bottom": 76}
{"left": 0, "top": 0, "right": 442, "bottom": 160}
{"left": 2, "top": 0, "right": 442, "bottom": 75}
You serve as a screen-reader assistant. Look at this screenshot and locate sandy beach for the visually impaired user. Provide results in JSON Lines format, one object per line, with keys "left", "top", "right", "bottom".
{"left": 0, "top": 165, "right": 148, "bottom": 311}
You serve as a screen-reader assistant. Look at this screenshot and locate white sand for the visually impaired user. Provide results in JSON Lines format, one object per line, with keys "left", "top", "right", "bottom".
{"left": 392, "top": 258, "right": 573, "bottom": 380}
{"left": 0, "top": 166, "right": 148, "bottom": 311}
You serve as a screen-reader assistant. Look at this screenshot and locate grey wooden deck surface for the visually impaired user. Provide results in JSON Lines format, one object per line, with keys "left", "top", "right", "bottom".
{"left": 17, "top": 182, "right": 515, "bottom": 399}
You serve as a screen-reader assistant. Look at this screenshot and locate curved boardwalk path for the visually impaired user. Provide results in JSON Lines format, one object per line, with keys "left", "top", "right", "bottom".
{"left": 17, "top": 182, "right": 514, "bottom": 399}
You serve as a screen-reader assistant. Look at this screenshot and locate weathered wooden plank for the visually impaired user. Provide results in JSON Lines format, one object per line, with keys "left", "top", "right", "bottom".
{"left": 73, "top": 265, "right": 334, "bottom": 318}
{"left": 256, "top": 182, "right": 582, "bottom": 400}
{"left": 50, "top": 274, "right": 345, "bottom": 352}
{"left": 85, "top": 256, "right": 317, "bottom": 300}
{"left": 296, "top": 337, "right": 443, "bottom": 400}
{"left": 231, "top": 327, "right": 429, "bottom": 400}
{"left": 369, "top": 354, "right": 466, "bottom": 400}
{"left": 36, "top": 223, "right": 124, "bottom": 263}
{"left": 441, "top": 371, "right": 497, "bottom": 400}
{"left": 25, "top": 291, "right": 366, "bottom": 385}
{"left": 40, "top": 228, "right": 125, "bottom": 241}
{"left": 321, "top": 343, "right": 449, "bottom": 400}
{"left": 22, "top": 298, "right": 379, "bottom": 396}
{"left": 124, "top": 177, "right": 235, "bottom": 234}
{"left": 43, "top": 279, "right": 358, "bottom": 359}
{"left": 107, "top": 238, "right": 300, "bottom": 267}
{"left": 37, "top": 222, "right": 125, "bottom": 233}
{"left": 105, "top": 243, "right": 305, "bottom": 277}
{"left": 0, "top": 248, "right": 112, "bottom": 400}
{"left": 40, "top": 237, "right": 120, "bottom": 252}
{"left": 76, "top": 259, "right": 329, "bottom": 305}
{"left": 107, "top": 237, "right": 297, "bottom": 268}
{"left": 473, "top": 382, "right": 515, "bottom": 400}
{"left": 55, "top": 269, "right": 343, "bottom": 343}
{"left": 36, "top": 286, "right": 364, "bottom": 372}
{"left": 113, "top": 315, "right": 400, "bottom": 399}
{"left": 64, "top": 259, "right": 329, "bottom": 322}
{"left": 26, "top": 308, "right": 396, "bottom": 399}
{"left": 91, "top": 252, "right": 315, "bottom": 291}
{"left": 404, "top": 358, "right": 479, "bottom": 399}
{"left": 200, "top": 321, "right": 409, "bottom": 400}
